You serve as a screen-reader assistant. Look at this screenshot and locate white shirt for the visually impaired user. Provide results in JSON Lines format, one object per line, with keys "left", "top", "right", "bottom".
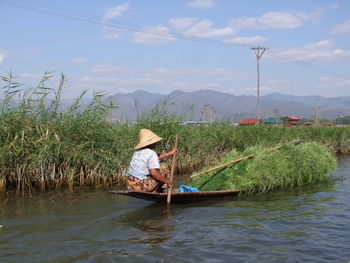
{"left": 126, "top": 148, "right": 160, "bottom": 180}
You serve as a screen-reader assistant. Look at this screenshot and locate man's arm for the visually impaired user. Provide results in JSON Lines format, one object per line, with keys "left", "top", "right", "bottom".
{"left": 149, "top": 169, "right": 173, "bottom": 188}
{"left": 158, "top": 149, "right": 177, "bottom": 160}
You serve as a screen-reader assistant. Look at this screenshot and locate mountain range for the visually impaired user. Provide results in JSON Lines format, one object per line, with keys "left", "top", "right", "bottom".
{"left": 106, "top": 90, "right": 350, "bottom": 121}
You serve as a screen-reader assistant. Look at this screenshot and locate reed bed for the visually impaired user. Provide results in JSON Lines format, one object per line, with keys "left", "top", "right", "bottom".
{"left": 1, "top": 72, "right": 350, "bottom": 191}
{"left": 0, "top": 72, "right": 121, "bottom": 191}
{"left": 190, "top": 142, "right": 336, "bottom": 193}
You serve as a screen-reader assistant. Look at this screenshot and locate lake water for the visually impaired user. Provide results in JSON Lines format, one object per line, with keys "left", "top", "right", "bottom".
{"left": 1, "top": 156, "right": 349, "bottom": 263}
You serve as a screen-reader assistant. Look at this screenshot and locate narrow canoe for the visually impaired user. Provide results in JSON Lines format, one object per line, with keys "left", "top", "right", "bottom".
{"left": 109, "top": 189, "right": 242, "bottom": 204}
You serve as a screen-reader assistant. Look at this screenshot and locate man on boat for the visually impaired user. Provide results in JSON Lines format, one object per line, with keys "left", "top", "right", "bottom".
{"left": 126, "top": 129, "right": 176, "bottom": 192}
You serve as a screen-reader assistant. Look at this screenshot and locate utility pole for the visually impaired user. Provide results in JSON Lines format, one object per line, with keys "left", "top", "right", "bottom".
{"left": 202, "top": 104, "right": 216, "bottom": 123}
{"left": 337, "top": 111, "right": 343, "bottom": 125}
{"left": 315, "top": 101, "right": 320, "bottom": 126}
{"left": 251, "top": 45, "right": 267, "bottom": 123}
{"left": 273, "top": 107, "right": 280, "bottom": 124}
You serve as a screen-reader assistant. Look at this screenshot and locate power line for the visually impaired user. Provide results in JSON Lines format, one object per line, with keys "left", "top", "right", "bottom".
{"left": 1, "top": 0, "right": 349, "bottom": 80}
{"left": 291, "top": 61, "right": 350, "bottom": 79}
{"left": 2, "top": 0, "right": 152, "bottom": 33}
{"left": 267, "top": 48, "right": 350, "bottom": 80}
{"left": 0, "top": 0, "right": 250, "bottom": 48}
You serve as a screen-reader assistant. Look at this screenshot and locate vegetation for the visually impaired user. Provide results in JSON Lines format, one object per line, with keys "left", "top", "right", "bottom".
{"left": 0, "top": 73, "right": 349, "bottom": 192}
{"left": 0, "top": 72, "right": 120, "bottom": 191}
{"left": 190, "top": 142, "right": 336, "bottom": 193}
{"left": 335, "top": 116, "right": 350, "bottom": 125}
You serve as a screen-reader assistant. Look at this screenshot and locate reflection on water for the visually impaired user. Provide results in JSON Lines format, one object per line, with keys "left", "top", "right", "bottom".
{"left": 0, "top": 156, "right": 350, "bottom": 263}
{"left": 119, "top": 204, "right": 175, "bottom": 245}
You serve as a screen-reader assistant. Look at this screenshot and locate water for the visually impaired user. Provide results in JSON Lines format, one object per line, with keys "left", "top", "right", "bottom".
{"left": 1, "top": 156, "right": 350, "bottom": 263}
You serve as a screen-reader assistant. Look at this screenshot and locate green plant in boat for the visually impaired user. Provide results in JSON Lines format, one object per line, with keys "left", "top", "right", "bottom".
{"left": 190, "top": 142, "right": 336, "bottom": 193}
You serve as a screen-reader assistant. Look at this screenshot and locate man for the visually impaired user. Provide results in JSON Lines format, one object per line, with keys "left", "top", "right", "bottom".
{"left": 126, "top": 128, "right": 176, "bottom": 192}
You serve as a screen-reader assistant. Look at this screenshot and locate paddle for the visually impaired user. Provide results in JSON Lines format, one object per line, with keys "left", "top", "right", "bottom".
{"left": 166, "top": 134, "right": 179, "bottom": 211}
{"left": 190, "top": 154, "right": 256, "bottom": 178}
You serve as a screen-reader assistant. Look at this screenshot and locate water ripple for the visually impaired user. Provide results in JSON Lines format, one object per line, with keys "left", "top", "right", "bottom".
{"left": 1, "top": 156, "right": 350, "bottom": 262}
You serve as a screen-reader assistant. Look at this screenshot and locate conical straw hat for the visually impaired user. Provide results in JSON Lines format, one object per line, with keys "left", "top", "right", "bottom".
{"left": 134, "top": 129, "right": 162, "bottom": 149}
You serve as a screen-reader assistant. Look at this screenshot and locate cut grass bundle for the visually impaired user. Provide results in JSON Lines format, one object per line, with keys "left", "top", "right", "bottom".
{"left": 190, "top": 142, "right": 336, "bottom": 193}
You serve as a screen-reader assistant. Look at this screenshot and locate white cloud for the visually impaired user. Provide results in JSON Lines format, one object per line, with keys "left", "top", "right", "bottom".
{"left": 319, "top": 76, "right": 333, "bottom": 81}
{"left": 76, "top": 76, "right": 165, "bottom": 95}
{"left": 80, "top": 76, "right": 164, "bottom": 87}
{"left": 240, "top": 86, "right": 275, "bottom": 93}
{"left": 330, "top": 4, "right": 339, "bottom": 10}
{"left": 202, "top": 83, "right": 221, "bottom": 89}
{"left": 0, "top": 52, "right": 4, "bottom": 64}
{"left": 73, "top": 83, "right": 128, "bottom": 95}
{"left": 101, "top": 2, "right": 129, "bottom": 39}
{"left": 170, "top": 81, "right": 221, "bottom": 91}
{"left": 335, "top": 80, "right": 350, "bottom": 87}
{"left": 184, "top": 19, "right": 234, "bottom": 38}
{"left": 172, "top": 82, "right": 188, "bottom": 89}
{"left": 19, "top": 72, "right": 43, "bottom": 79}
{"left": 168, "top": 18, "right": 234, "bottom": 39}
{"left": 230, "top": 10, "right": 321, "bottom": 31}
{"left": 265, "top": 79, "right": 290, "bottom": 91}
{"left": 168, "top": 17, "right": 198, "bottom": 31}
{"left": 268, "top": 79, "right": 289, "bottom": 84}
{"left": 3, "top": 49, "right": 37, "bottom": 59}
{"left": 151, "top": 67, "right": 238, "bottom": 82}
{"left": 222, "top": 36, "right": 268, "bottom": 45}
{"left": 102, "top": 27, "right": 122, "bottom": 39}
{"left": 90, "top": 65, "right": 133, "bottom": 74}
{"left": 269, "top": 40, "right": 350, "bottom": 62}
{"left": 332, "top": 19, "right": 350, "bottom": 34}
{"left": 132, "top": 26, "right": 176, "bottom": 44}
{"left": 103, "top": 2, "right": 130, "bottom": 21}
{"left": 187, "top": 0, "right": 215, "bottom": 9}
{"left": 71, "top": 57, "right": 87, "bottom": 64}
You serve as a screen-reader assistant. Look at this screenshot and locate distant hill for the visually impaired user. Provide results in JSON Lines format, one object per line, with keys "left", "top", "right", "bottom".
{"left": 106, "top": 90, "right": 350, "bottom": 121}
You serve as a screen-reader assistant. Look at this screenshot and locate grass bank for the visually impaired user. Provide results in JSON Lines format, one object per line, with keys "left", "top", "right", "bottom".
{"left": 1, "top": 73, "right": 350, "bottom": 191}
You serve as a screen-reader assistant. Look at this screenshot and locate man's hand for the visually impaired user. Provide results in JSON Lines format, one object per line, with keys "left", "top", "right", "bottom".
{"left": 159, "top": 149, "right": 178, "bottom": 159}
{"left": 166, "top": 179, "right": 174, "bottom": 189}
{"left": 150, "top": 169, "right": 173, "bottom": 188}
{"left": 168, "top": 149, "right": 178, "bottom": 156}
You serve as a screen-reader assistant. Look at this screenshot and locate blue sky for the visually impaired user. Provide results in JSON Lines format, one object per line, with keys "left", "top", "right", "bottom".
{"left": 0, "top": 0, "right": 349, "bottom": 98}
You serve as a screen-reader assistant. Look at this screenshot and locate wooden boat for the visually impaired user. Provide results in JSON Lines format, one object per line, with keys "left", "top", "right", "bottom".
{"left": 109, "top": 189, "right": 242, "bottom": 204}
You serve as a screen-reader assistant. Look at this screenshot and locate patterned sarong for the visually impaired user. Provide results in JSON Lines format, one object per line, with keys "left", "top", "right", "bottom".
{"left": 126, "top": 163, "right": 170, "bottom": 192}
{"left": 126, "top": 176, "right": 158, "bottom": 192}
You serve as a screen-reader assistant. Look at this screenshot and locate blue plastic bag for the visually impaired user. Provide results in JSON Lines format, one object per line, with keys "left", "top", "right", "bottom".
{"left": 179, "top": 185, "right": 200, "bottom": 193}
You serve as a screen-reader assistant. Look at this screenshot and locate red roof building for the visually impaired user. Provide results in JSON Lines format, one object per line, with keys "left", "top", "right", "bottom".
{"left": 281, "top": 116, "right": 302, "bottom": 126}
{"left": 281, "top": 116, "right": 301, "bottom": 121}
{"left": 239, "top": 118, "right": 259, "bottom": 126}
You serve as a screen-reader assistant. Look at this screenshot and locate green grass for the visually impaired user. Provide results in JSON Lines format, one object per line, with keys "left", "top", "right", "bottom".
{"left": 0, "top": 72, "right": 349, "bottom": 191}
{"left": 190, "top": 142, "right": 336, "bottom": 193}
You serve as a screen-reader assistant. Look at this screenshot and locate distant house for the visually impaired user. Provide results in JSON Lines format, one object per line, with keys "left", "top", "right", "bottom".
{"left": 262, "top": 118, "right": 283, "bottom": 126}
{"left": 281, "top": 116, "right": 301, "bottom": 121}
{"left": 303, "top": 121, "right": 313, "bottom": 126}
{"left": 281, "top": 116, "right": 302, "bottom": 126}
{"left": 181, "top": 121, "right": 209, "bottom": 126}
{"left": 239, "top": 118, "right": 259, "bottom": 126}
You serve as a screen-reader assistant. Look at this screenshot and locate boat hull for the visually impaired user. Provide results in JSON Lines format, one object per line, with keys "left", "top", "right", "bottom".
{"left": 109, "top": 190, "right": 242, "bottom": 204}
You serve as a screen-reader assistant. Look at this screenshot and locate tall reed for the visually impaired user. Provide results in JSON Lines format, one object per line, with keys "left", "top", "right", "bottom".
{"left": 1, "top": 72, "right": 349, "bottom": 191}
{"left": 0, "top": 72, "right": 119, "bottom": 191}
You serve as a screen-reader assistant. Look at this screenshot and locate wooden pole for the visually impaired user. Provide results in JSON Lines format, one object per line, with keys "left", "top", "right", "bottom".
{"left": 166, "top": 134, "right": 179, "bottom": 210}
